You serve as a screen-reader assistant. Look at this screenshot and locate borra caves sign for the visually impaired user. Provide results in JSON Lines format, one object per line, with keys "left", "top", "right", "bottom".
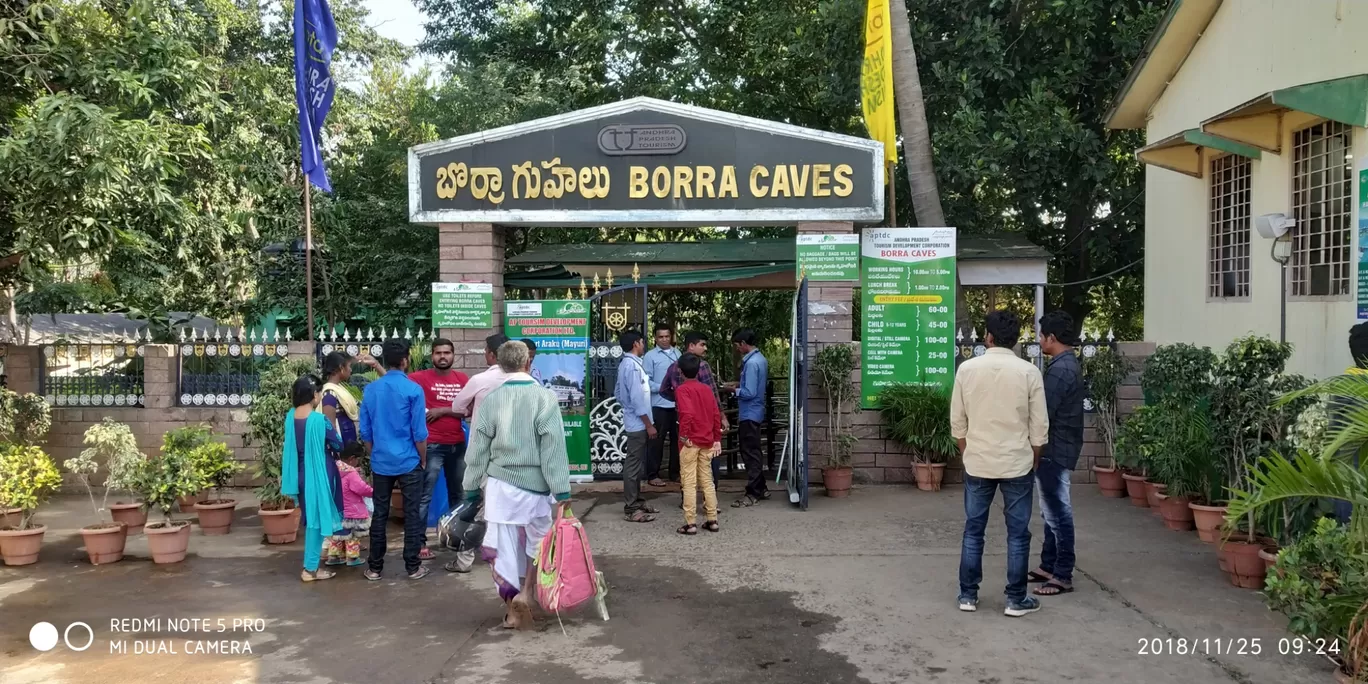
{"left": 408, "top": 97, "right": 885, "bottom": 226}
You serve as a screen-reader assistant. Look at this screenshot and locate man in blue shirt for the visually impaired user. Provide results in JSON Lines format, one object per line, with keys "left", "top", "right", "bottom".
{"left": 1031, "top": 310, "right": 1083, "bottom": 599}
{"left": 724, "top": 328, "right": 769, "bottom": 507}
{"left": 643, "top": 323, "right": 681, "bottom": 486}
{"left": 359, "top": 339, "right": 430, "bottom": 581}
{"left": 616, "top": 330, "right": 658, "bottom": 523}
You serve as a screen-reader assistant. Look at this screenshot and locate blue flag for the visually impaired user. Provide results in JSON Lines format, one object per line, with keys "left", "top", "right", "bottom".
{"left": 293, "top": 0, "right": 337, "bottom": 193}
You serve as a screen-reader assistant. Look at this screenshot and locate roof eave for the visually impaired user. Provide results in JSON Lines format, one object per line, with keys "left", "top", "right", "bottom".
{"left": 1104, "top": 0, "right": 1224, "bottom": 130}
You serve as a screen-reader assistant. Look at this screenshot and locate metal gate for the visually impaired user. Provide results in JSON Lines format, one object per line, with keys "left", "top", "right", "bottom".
{"left": 786, "top": 278, "right": 810, "bottom": 509}
{"left": 586, "top": 284, "right": 649, "bottom": 480}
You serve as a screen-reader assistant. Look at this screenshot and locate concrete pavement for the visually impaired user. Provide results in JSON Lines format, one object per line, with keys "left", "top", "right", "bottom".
{"left": 0, "top": 484, "right": 1340, "bottom": 683}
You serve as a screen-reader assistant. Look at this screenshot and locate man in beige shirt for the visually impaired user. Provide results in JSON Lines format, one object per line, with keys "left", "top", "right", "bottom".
{"left": 950, "top": 310, "right": 1048, "bottom": 618}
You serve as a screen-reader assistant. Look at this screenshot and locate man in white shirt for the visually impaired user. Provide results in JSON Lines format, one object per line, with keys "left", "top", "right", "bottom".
{"left": 452, "top": 334, "right": 512, "bottom": 424}
{"left": 950, "top": 309, "right": 1048, "bottom": 618}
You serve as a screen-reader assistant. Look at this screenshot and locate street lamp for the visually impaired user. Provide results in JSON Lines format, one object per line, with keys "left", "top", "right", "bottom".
{"left": 1256, "top": 213, "right": 1297, "bottom": 343}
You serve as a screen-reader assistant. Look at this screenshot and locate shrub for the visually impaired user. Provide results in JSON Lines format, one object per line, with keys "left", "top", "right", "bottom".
{"left": 1082, "top": 347, "right": 1132, "bottom": 467}
{"left": 0, "top": 388, "right": 52, "bottom": 446}
{"left": 189, "top": 441, "right": 241, "bottom": 500}
{"left": 248, "top": 359, "right": 318, "bottom": 507}
{"left": 64, "top": 419, "right": 147, "bottom": 524}
{"left": 879, "top": 383, "right": 955, "bottom": 465}
{"left": 137, "top": 448, "right": 204, "bottom": 522}
{"left": 0, "top": 445, "right": 63, "bottom": 529}
{"left": 813, "top": 344, "right": 859, "bottom": 469}
{"left": 1140, "top": 343, "right": 1215, "bottom": 403}
{"left": 1264, "top": 518, "right": 1368, "bottom": 654}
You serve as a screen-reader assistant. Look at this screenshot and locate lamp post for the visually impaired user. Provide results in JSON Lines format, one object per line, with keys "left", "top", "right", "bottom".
{"left": 1256, "top": 213, "right": 1297, "bottom": 345}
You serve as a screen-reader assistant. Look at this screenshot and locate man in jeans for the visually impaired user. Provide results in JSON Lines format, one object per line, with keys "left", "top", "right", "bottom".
{"left": 616, "top": 330, "right": 658, "bottom": 523}
{"left": 723, "top": 328, "right": 768, "bottom": 508}
{"left": 643, "top": 323, "right": 681, "bottom": 486}
{"left": 408, "top": 338, "right": 470, "bottom": 563}
{"left": 359, "top": 339, "right": 431, "bottom": 581}
{"left": 950, "top": 310, "right": 1048, "bottom": 616}
{"left": 1030, "top": 311, "right": 1084, "bottom": 598}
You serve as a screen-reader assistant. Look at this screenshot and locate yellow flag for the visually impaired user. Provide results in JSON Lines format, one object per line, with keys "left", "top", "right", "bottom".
{"left": 861, "top": 0, "right": 897, "bottom": 165}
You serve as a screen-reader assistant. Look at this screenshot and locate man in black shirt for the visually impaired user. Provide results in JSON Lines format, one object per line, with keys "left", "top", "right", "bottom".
{"left": 1030, "top": 311, "right": 1084, "bottom": 597}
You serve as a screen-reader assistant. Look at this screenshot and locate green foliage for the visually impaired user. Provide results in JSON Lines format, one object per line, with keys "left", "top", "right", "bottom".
{"left": 879, "top": 383, "right": 955, "bottom": 465}
{"left": 1114, "top": 403, "right": 1155, "bottom": 474}
{"left": 161, "top": 424, "right": 214, "bottom": 463}
{"left": 1264, "top": 518, "right": 1368, "bottom": 649}
{"left": 136, "top": 447, "right": 202, "bottom": 522}
{"left": 1290, "top": 398, "right": 1331, "bottom": 458}
{"left": 1141, "top": 343, "right": 1216, "bottom": 403}
{"left": 188, "top": 442, "right": 240, "bottom": 499}
{"left": 0, "top": 388, "right": 52, "bottom": 446}
{"left": 247, "top": 359, "right": 317, "bottom": 506}
{"left": 64, "top": 418, "right": 147, "bottom": 522}
{"left": 1142, "top": 401, "right": 1217, "bottom": 499}
{"left": 1228, "top": 449, "right": 1368, "bottom": 554}
{"left": 1082, "top": 347, "right": 1132, "bottom": 466}
{"left": 813, "top": 344, "right": 859, "bottom": 468}
{"left": 0, "top": 444, "right": 62, "bottom": 529}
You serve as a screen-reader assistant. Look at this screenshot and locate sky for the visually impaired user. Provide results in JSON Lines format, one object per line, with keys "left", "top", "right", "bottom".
{"left": 361, "top": 0, "right": 434, "bottom": 72}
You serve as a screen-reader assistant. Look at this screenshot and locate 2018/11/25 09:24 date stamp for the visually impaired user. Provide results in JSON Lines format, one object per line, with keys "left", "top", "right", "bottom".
{"left": 1137, "top": 637, "right": 1343, "bottom": 656}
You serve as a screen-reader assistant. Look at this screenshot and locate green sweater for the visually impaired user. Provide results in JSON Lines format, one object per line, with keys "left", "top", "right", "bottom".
{"left": 462, "top": 379, "right": 572, "bottom": 501}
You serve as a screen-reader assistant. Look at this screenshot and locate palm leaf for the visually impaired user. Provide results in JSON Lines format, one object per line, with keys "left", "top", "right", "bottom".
{"left": 1280, "top": 373, "right": 1368, "bottom": 460}
{"left": 1227, "top": 449, "right": 1368, "bottom": 548}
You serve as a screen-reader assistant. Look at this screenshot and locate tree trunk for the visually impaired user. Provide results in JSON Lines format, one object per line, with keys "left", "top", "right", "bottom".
{"left": 888, "top": 0, "right": 967, "bottom": 330}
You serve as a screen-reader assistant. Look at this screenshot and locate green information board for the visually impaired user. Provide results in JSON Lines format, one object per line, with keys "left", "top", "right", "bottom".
{"left": 431, "top": 282, "right": 493, "bottom": 328}
{"left": 860, "top": 227, "right": 957, "bottom": 408}
{"left": 1358, "top": 167, "right": 1368, "bottom": 320}
{"left": 505, "top": 300, "right": 593, "bottom": 481}
{"left": 796, "top": 233, "right": 860, "bottom": 281}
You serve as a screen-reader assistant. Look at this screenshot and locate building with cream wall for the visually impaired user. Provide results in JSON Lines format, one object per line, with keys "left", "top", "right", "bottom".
{"left": 1108, "top": 0, "right": 1368, "bottom": 377}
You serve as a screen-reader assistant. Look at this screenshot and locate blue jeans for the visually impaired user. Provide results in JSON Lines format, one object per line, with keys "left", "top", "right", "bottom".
{"left": 420, "top": 442, "right": 467, "bottom": 540}
{"left": 1036, "top": 459, "right": 1075, "bottom": 584}
{"left": 959, "top": 471, "right": 1035, "bottom": 602}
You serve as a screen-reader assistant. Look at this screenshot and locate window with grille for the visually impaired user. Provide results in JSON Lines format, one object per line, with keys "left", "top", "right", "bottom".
{"left": 1291, "top": 121, "right": 1354, "bottom": 297}
{"left": 1209, "top": 154, "right": 1251, "bottom": 298}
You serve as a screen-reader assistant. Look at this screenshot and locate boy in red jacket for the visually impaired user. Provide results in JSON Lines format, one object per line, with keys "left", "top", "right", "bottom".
{"left": 675, "top": 353, "right": 721, "bottom": 534}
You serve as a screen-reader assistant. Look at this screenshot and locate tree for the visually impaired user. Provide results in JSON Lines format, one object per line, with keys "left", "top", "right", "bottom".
{"left": 888, "top": 0, "right": 944, "bottom": 228}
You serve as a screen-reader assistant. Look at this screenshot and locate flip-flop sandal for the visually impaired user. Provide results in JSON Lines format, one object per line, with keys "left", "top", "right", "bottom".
{"left": 301, "top": 568, "right": 337, "bottom": 582}
{"left": 1033, "top": 581, "right": 1074, "bottom": 596}
{"left": 648, "top": 479, "right": 667, "bottom": 487}
{"left": 625, "top": 511, "right": 657, "bottom": 523}
{"left": 702, "top": 521, "right": 720, "bottom": 532}
{"left": 677, "top": 524, "right": 698, "bottom": 535}
{"left": 731, "top": 496, "right": 758, "bottom": 508}
{"left": 418, "top": 547, "right": 436, "bottom": 561}
{"left": 1027, "top": 570, "right": 1053, "bottom": 583}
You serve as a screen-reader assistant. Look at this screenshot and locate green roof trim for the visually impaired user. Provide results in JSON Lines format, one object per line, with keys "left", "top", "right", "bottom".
{"left": 1183, "top": 129, "right": 1261, "bottom": 159}
{"left": 1273, "top": 74, "right": 1368, "bottom": 128}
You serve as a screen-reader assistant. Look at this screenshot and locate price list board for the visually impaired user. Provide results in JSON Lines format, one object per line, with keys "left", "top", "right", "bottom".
{"left": 859, "top": 227, "right": 957, "bottom": 408}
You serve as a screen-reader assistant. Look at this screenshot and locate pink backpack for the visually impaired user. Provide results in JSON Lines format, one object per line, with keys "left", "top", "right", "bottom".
{"left": 536, "top": 509, "right": 600, "bottom": 614}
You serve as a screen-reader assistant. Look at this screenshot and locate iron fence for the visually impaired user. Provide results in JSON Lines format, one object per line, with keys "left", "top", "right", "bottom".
{"left": 176, "top": 327, "right": 289, "bottom": 407}
{"left": 40, "top": 332, "right": 148, "bottom": 407}
{"left": 954, "top": 327, "right": 1118, "bottom": 412}
{"left": 317, "top": 327, "right": 435, "bottom": 393}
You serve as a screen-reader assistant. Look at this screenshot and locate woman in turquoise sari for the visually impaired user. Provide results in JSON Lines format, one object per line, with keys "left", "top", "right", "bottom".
{"left": 282, "top": 376, "right": 345, "bottom": 582}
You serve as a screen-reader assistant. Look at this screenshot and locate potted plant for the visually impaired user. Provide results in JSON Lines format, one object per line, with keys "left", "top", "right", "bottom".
{"left": 1113, "top": 405, "right": 1155, "bottom": 507}
{"left": 137, "top": 447, "right": 205, "bottom": 564}
{"left": 814, "top": 344, "right": 859, "bottom": 497}
{"left": 880, "top": 383, "right": 956, "bottom": 491}
{"left": 0, "top": 444, "right": 63, "bottom": 565}
{"left": 64, "top": 420, "right": 148, "bottom": 563}
{"left": 190, "top": 441, "right": 243, "bottom": 535}
{"left": 1084, "top": 347, "right": 1131, "bottom": 498}
{"left": 162, "top": 425, "right": 214, "bottom": 510}
{"left": 246, "top": 359, "right": 317, "bottom": 543}
{"left": 0, "top": 389, "right": 52, "bottom": 527}
{"left": 1144, "top": 401, "right": 1216, "bottom": 533}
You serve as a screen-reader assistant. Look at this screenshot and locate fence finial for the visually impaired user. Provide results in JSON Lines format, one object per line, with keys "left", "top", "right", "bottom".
{"left": 1107, "top": 328, "right": 1115, "bottom": 342}
{"left": 286, "top": 328, "right": 293, "bottom": 342}
{"left": 969, "top": 328, "right": 978, "bottom": 342}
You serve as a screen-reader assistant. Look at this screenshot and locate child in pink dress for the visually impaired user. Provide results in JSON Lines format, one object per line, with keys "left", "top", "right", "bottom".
{"left": 325, "top": 443, "right": 374, "bottom": 567}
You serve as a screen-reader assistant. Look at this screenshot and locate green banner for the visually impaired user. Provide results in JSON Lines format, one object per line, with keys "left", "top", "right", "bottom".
{"left": 432, "top": 282, "right": 493, "bottom": 328}
{"left": 1358, "top": 167, "right": 1368, "bottom": 320}
{"left": 506, "top": 300, "right": 593, "bottom": 480}
{"left": 796, "top": 233, "right": 860, "bottom": 281}
{"left": 860, "top": 227, "right": 957, "bottom": 408}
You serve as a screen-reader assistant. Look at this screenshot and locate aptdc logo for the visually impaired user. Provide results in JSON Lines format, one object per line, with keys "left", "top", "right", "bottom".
{"left": 557, "top": 302, "right": 587, "bottom": 315}
{"left": 29, "top": 622, "right": 93, "bottom": 652}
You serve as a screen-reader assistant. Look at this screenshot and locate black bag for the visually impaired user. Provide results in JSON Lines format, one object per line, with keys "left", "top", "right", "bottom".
{"left": 438, "top": 499, "right": 485, "bottom": 552}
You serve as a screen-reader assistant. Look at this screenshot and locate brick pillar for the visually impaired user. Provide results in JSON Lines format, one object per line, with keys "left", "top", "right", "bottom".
{"left": 286, "top": 341, "right": 315, "bottom": 363}
{"left": 142, "top": 344, "right": 176, "bottom": 410}
{"left": 796, "top": 222, "right": 869, "bottom": 482}
{"left": 4, "top": 345, "right": 41, "bottom": 395}
{"left": 437, "top": 222, "right": 506, "bottom": 376}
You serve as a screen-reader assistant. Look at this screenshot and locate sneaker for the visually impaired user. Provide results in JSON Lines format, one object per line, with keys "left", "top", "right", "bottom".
{"left": 363, "top": 569, "right": 382, "bottom": 581}
{"left": 346, "top": 558, "right": 365, "bottom": 567}
{"left": 1004, "top": 596, "right": 1042, "bottom": 617}
{"left": 958, "top": 596, "right": 978, "bottom": 612}
{"left": 324, "top": 557, "right": 346, "bottom": 566}
{"left": 408, "top": 565, "right": 431, "bottom": 581}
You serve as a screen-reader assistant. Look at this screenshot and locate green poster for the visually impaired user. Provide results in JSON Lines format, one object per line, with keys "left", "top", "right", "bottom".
{"left": 506, "top": 300, "right": 593, "bottom": 481}
{"left": 796, "top": 233, "right": 860, "bottom": 280}
{"left": 860, "top": 227, "right": 957, "bottom": 408}
{"left": 1358, "top": 168, "right": 1368, "bottom": 320}
{"left": 431, "top": 282, "right": 493, "bottom": 328}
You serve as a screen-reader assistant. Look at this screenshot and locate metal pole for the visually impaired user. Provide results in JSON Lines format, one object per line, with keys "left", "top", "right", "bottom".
{"left": 887, "top": 160, "right": 897, "bottom": 226}
{"left": 304, "top": 179, "right": 314, "bottom": 342}
{"left": 1280, "top": 261, "right": 1287, "bottom": 344}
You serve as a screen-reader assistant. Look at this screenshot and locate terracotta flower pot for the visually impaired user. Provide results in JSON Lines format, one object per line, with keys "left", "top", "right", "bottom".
{"left": 194, "top": 499, "right": 238, "bottom": 535}
{"left": 1145, "top": 482, "right": 1167, "bottom": 516}
{"left": 391, "top": 488, "right": 404, "bottom": 520}
{"left": 1220, "top": 539, "right": 1267, "bottom": 589}
{"left": 0, "top": 506, "right": 22, "bottom": 529}
{"left": 177, "top": 492, "right": 204, "bottom": 512}
{"left": 1121, "top": 473, "right": 1149, "bottom": 507}
{"left": 1259, "top": 546, "right": 1279, "bottom": 572}
{"left": 259, "top": 505, "right": 300, "bottom": 544}
{"left": 824, "top": 466, "right": 854, "bottom": 498}
{"left": 145, "top": 521, "right": 192, "bottom": 564}
{"left": 81, "top": 523, "right": 128, "bottom": 565}
{"left": 1334, "top": 666, "right": 1358, "bottom": 684}
{"left": 1216, "top": 541, "right": 1232, "bottom": 574}
{"left": 913, "top": 463, "right": 946, "bottom": 492}
{"left": 1189, "top": 502, "right": 1228, "bottom": 543}
{"left": 0, "top": 525, "right": 45, "bottom": 566}
{"left": 1157, "top": 494, "right": 1195, "bottom": 531}
{"left": 1093, "top": 465, "right": 1126, "bottom": 498}
{"left": 109, "top": 502, "right": 147, "bottom": 535}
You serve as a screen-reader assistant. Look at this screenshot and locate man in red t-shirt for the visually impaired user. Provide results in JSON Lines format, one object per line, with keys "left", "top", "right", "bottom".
{"left": 408, "top": 338, "right": 469, "bottom": 561}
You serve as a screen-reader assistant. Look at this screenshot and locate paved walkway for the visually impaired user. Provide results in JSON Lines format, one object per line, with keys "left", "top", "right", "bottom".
{"left": 0, "top": 484, "right": 1339, "bottom": 684}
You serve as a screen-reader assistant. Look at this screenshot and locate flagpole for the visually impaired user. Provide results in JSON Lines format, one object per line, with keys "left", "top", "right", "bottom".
{"left": 887, "top": 160, "right": 897, "bottom": 226}
{"left": 304, "top": 177, "right": 314, "bottom": 342}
